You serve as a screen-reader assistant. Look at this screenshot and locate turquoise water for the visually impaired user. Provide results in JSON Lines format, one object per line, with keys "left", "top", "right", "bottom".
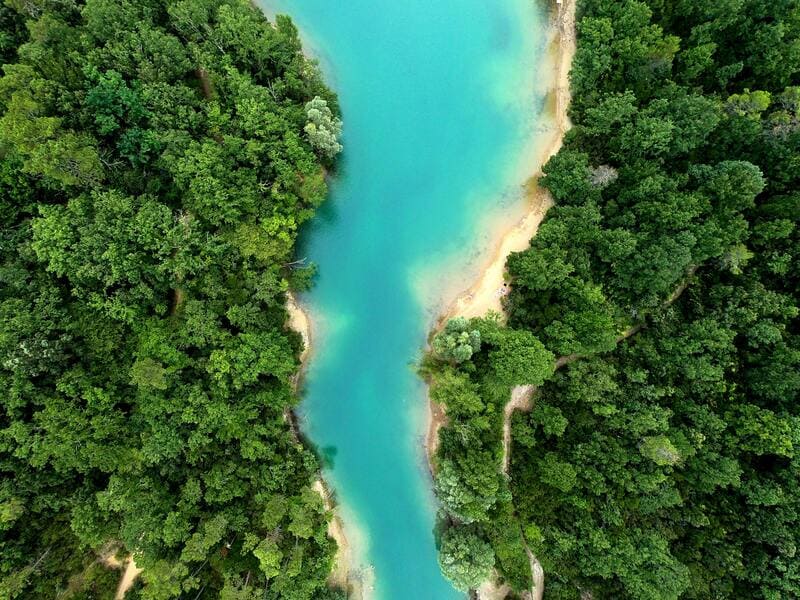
{"left": 258, "top": 1, "right": 550, "bottom": 598}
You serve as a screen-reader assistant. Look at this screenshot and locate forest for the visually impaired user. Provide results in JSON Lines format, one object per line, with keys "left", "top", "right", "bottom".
{"left": 0, "top": 0, "right": 344, "bottom": 598}
{"left": 427, "top": 0, "right": 800, "bottom": 598}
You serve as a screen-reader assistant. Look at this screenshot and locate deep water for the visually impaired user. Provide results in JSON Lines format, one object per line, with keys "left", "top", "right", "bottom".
{"left": 258, "top": 1, "right": 550, "bottom": 598}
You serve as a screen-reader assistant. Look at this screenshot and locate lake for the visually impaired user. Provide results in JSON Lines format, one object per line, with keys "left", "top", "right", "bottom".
{"left": 257, "top": 1, "right": 552, "bottom": 597}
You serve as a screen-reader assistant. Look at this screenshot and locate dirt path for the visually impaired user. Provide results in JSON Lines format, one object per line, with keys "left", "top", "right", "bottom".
{"left": 114, "top": 558, "right": 142, "bottom": 600}
{"left": 555, "top": 265, "right": 700, "bottom": 370}
{"left": 98, "top": 545, "right": 141, "bottom": 600}
{"left": 501, "top": 385, "right": 535, "bottom": 474}
{"left": 529, "top": 548, "right": 545, "bottom": 600}
{"left": 500, "top": 266, "right": 699, "bottom": 600}
{"left": 498, "top": 386, "right": 544, "bottom": 600}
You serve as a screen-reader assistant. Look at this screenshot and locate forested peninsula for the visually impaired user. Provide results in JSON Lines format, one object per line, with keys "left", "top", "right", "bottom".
{"left": 427, "top": 0, "right": 800, "bottom": 598}
{"left": 0, "top": 1, "right": 345, "bottom": 598}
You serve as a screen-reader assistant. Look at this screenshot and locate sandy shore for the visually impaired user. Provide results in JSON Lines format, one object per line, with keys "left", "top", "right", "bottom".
{"left": 439, "top": 0, "right": 575, "bottom": 325}
{"left": 428, "top": 2, "right": 576, "bottom": 598}
{"left": 287, "top": 291, "right": 313, "bottom": 366}
{"left": 427, "top": 0, "right": 577, "bottom": 469}
{"left": 311, "top": 479, "right": 366, "bottom": 597}
{"left": 286, "top": 294, "right": 370, "bottom": 598}
{"left": 478, "top": 578, "right": 513, "bottom": 600}
{"left": 311, "top": 477, "right": 375, "bottom": 599}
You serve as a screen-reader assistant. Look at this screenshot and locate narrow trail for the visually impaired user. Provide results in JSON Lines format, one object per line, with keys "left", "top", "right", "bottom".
{"left": 500, "top": 268, "right": 701, "bottom": 470}
{"left": 114, "top": 559, "right": 143, "bottom": 600}
{"left": 98, "top": 546, "right": 142, "bottom": 600}
{"left": 553, "top": 265, "right": 699, "bottom": 370}
{"left": 496, "top": 381, "right": 545, "bottom": 600}
{"left": 529, "top": 548, "right": 545, "bottom": 600}
{"left": 498, "top": 265, "right": 700, "bottom": 600}
{"left": 501, "top": 385, "right": 535, "bottom": 474}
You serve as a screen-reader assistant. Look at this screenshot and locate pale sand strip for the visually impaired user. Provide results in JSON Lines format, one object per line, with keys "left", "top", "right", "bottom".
{"left": 311, "top": 479, "right": 374, "bottom": 598}
{"left": 287, "top": 291, "right": 313, "bottom": 366}
{"left": 428, "top": 2, "right": 577, "bottom": 599}
{"left": 442, "top": 0, "right": 576, "bottom": 325}
{"left": 428, "top": 0, "right": 576, "bottom": 470}
{"left": 311, "top": 480, "right": 350, "bottom": 586}
{"left": 287, "top": 294, "right": 375, "bottom": 599}
{"left": 286, "top": 294, "right": 351, "bottom": 589}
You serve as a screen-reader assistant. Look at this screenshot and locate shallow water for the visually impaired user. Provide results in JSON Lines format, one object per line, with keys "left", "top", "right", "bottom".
{"left": 257, "top": 1, "right": 551, "bottom": 598}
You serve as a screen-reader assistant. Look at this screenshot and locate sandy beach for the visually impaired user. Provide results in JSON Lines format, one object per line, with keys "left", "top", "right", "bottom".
{"left": 286, "top": 294, "right": 374, "bottom": 598}
{"left": 427, "top": 0, "right": 576, "bottom": 471}
{"left": 439, "top": 0, "right": 575, "bottom": 325}
{"left": 312, "top": 479, "right": 359, "bottom": 595}
{"left": 285, "top": 293, "right": 349, "bottom": 564}
{"left": 287, "top": 291, "right": 313, "bottom": 367}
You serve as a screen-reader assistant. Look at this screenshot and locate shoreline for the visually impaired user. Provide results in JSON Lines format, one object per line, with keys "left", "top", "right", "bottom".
{"left": 287, "top": 291, "right": 313, "bottom": 369}
{"left": 311, "top": 479, "right": 375, "bottom": 599}
{"left": 426, "top": 0, "right": 576, "bottom": 477}
{"left": 430, "top": 2, "right": 577, "bottom": 599}
{"left": 437, "top": 0, "right": 575, "bottom": 326}
{"left": 285, "top": 293, "right": 362, "bottom": 597}
{"left": 287, "top": 294, "right": 378, "bottom": 599}
{"left": 312, "top": 480, "right": 349, "bottom": 586}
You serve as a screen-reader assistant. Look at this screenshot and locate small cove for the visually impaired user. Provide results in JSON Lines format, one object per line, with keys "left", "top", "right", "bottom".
{"left": 257, "top": 1, "right": 556, "bottom": 597}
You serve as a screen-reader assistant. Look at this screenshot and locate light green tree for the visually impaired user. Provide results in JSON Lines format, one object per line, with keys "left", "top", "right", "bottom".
{"left": 304, "top": 96, "right": 342, "bottom": 158}
{"left": 432, "top": 317, "right": 481, "bottom": 363}
{"left": 130, "top": 357, "right": 168, "bottom": 390}
{"left": 438, "top": 526, "right": 495, "bottom": 591}
{"left": 639, "top": 435, "right": 682, "bottom": 467}
{"left": 489, "top": 329, "right": 554, "bottom": 386}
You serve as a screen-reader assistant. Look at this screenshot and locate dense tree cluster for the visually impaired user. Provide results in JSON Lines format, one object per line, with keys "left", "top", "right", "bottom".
{"left": 424, "top": 316, "right": 554, "bottom": 591}
{"left": 0, "top": 1, "right": 343, "bottom": 598}
{"left": 428, "top": 1, "right": 799, "bottom": 598}
{"left": 431, "top": 317, "right": 482, "bottom": 364}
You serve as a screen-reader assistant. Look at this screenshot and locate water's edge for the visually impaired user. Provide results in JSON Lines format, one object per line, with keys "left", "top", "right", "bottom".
{"left": 425, "top": 4, "right": 577, "bottom": 597}
{"left": 260, "top": 0, "right": 553, "bottom": 600}
{"left": 425, "top": 0, "right": 577, "bottom": 474}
